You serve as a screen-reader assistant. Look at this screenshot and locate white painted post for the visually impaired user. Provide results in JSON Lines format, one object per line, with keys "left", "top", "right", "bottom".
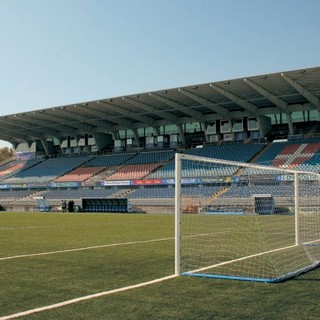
{"left": 175, "top": 153, "right": 181, "bottom": 276}
{"left": 294, "top": 172, "right": 300, "bottom": 245}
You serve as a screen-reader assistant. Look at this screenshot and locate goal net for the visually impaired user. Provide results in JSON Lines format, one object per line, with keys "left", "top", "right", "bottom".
{"left": 175, "top": 153, "right": 320, "bottom": 282}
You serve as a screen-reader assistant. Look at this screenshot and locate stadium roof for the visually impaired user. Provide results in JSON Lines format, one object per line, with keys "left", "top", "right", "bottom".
{"left": 1, "top": 66, "right": 320, "bottom": 147}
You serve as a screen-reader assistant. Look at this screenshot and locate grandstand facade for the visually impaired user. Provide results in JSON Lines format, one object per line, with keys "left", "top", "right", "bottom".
{"left": 0, "top": 66, "right": 320, "bottom": 213}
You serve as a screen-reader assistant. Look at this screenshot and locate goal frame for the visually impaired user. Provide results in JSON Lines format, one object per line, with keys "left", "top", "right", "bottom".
{"left": 174, "top": 152, "right": 320, "bottom": 281}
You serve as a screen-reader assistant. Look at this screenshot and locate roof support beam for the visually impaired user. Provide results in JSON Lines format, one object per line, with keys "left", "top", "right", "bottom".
{"left": 177, "top": 124, "right": 185, "bottom": 145}
{"left": 33, "top": 113, "right": 80, "bottom": 135}
{"left": 54, "top": 109, "right": 99, "bottom": 132}
{"left": 153, "top": 126, "right": 160, "bottom": 136}
{"left": 149, "top": 93, "right": 203, "bottom": 122}
{"left": 50, "top": 113, "right": 97, "bottom": 133}
{"left": 0, "top": 119, "right": 46, "bottom": 141}
{"left": 0, "top": 130, "right": 33, "bottom": 143}
{"left": 40, "top": 139, "right": 50, "bottom": 156}
{"left": 109, "top": 130, "right": 119, "bottom": 140}
{"left": 244, "top": 78, "right": 294, "bottom": 134}
{"left": 54, "top": 103, "right": 137, "bottom": 134}
{"left": 177, "top": 88, "right": 229, "bottom": 117}
{"left": 244, "top": 78, "right": 288, "bottom": 112}
{"left": 0, "top": 117, "right": 60, "bottom": 138}
{"left": 132, "top": 128, "right": 139, "bottom": 146}
{"left": 209, "top": 83, "right": 257, "bottom": 114}
{"left": 123, "top": 97, "right": 178, "bottom": 123}
{"left": 121, "top": 97, "right": 156, "bottom": 126}
{"left": 287, "top": 113, "right": 294, "bottom": 135}
{"left": 70, "top": 104, "right": 118, "bottom": 132}
{"left": 281, "top": 73, "right": 320, "bottom": 110}
{"left": 99, "top": 101, "right": 144, "bottom": 128}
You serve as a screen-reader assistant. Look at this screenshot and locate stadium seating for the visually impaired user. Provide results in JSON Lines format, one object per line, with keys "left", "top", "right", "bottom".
{"left": 0, "top": 190, "right": 36, "bottom": 200}
{"left": 84, "top": 153, "right": 136, "bottom": 167}
{"left": 105, "top": 163, "right": 161, "bottom": 180}
{"left": 2, "top": 135, "right": 320, "bottom": 213}
{"left": 129, "top": 187, "right": 175, "bottom": 199}
{"left": 220, "top": 184, "right": 294, "bottom": 198}
{"left": 39, "top": 188, "right": 120, "bottom": 200}
{"left": 54, "top": 166, "right": 104, "bottom": 182}
{"left": 124, "top": 150, "right": 175, "bottom": 165}
{"left": 185, "top": 143, "right": 265, "bottom": 162}
{"left": 148, "top": 161, "right": 175, "bottom": 178}
{"left": 4, "top": 156, "right": 91, "bottom": 183}
{"left": 129, "top": 185, "right": 222, "bottom": 199}
{"left": 150, "top": 143, "right": 265, "bottom": 179}
{"left": 0, "top": 159, "right": 42, "bottom": 181}
{"left": 248, "top": 139, "right": 320, "bottom": 172}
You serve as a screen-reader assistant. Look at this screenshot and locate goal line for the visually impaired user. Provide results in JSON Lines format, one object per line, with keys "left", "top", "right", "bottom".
{"left": 182, "top": 239, "right": 320, "bottom": 283}
{"left": 0, "top": 275, "right": 177, "bottom": 320}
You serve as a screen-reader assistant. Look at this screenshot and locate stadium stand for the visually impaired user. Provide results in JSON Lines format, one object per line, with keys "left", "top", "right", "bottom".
{"left": 148, "top": 161, "right": 175, "bottom": 178}
{"left": 105, "top": 163, "right": 161, "bottom": 180}
{"left": 84, "top": 153, "right": 136, "bottom": 167}
{"left": 124, "top": 150, "right": 175, "bottom": 165}
{"left": 220, "top": 183, "right": 294, "bottom": 198}
{"left": 54, "top": 166, "right": 104, "bottom": 182}
{"left": 245, "top": 138, "right": 320, "bottom": 173}
{"left": 0, "top": 159, "right": 42, "bottom": 181}
{"left": 4, "top": 156, "right": 91, "bottom": 183}
{"left": 128, "top": 185, "right": 224, "bottom": 208}
{"left": 185, "top": 143, "right": 265, "bottom": 162}
{"left": 0, "top": 66, "right": 320, "bottom": 213}
{"left": 129, "top": 186, "right": 175, "bottom": 199}
{"left": 39, "top": 188, "right": 120, "bottom": 200}
{"left": 0, "top": 190, "right": 36, "bottom": 201}
{"left": 150, "top": 142, "right": 265, "bottom": 178}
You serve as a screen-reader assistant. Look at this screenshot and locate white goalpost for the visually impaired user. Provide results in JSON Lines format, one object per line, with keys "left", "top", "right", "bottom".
{"left": 175, "top": 153, "right": 320, "bottom": 282}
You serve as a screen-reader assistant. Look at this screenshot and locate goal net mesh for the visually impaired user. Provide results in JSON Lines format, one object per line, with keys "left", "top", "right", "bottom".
{"left": 176, "top": 154, "right": 320, "bottom": 282}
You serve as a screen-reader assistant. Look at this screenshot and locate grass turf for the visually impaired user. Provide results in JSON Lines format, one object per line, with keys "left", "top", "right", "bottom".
{"left": 0, "top": 212, "right": 319, "bottom": 319}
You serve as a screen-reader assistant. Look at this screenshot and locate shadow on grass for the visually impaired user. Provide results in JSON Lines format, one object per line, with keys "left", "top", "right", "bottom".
{"left": 294, "top": 277, "right": 320, "bottom": 281}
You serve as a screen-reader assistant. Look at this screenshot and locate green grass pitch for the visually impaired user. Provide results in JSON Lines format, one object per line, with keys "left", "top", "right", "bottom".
{"left": 0, "top": 212, "right": 319, "bottom": 320}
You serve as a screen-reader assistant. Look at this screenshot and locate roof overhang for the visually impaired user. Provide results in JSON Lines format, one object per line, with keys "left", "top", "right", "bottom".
{"left": 0, "top": 66, "right": 319, "bottom": 145}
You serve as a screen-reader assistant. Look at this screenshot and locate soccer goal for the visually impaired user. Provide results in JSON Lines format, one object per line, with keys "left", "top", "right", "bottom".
{"left": 175, "top": 153, "right": 320, "bottom": 282}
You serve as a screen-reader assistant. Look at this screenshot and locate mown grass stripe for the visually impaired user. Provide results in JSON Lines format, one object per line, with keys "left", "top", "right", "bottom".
{"left": 0, "top": 275, "right": 177, "bottom": 320}
{"left": 0, "top": 237, "right": 173, "bottom": 261}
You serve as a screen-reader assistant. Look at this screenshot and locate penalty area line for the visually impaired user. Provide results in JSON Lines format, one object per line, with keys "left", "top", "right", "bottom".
{"left": 0, "top": 237, "right": 173, "bottom": 261}
{"left": 0, "top": 274, "right": 177, "bottom": 320}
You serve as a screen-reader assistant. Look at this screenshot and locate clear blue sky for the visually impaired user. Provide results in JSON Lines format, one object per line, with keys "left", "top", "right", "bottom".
{"left": 0, "top": 0, "right": 319, "bottom": 147}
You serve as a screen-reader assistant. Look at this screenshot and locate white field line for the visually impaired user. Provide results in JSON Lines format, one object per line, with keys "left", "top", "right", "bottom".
{"left": 187, "top": 237, "right": 320, "bottom": 274}
{"left": 188, "top": 243, "right": 299, "bottom": 274}
{"left": 0, "top": 231, "right": 227, "bottom": 262}
{"left": 0, "top": 274, "right": 177, "bottom": 320}
{"left": 0, "top": 230, "right": 231, "bottom": 262}
{"left": 0, "top": 237, "right": 173, "bottom": 261}
{"left": 302, "top": 238, "right": 320, "bottom": 246}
